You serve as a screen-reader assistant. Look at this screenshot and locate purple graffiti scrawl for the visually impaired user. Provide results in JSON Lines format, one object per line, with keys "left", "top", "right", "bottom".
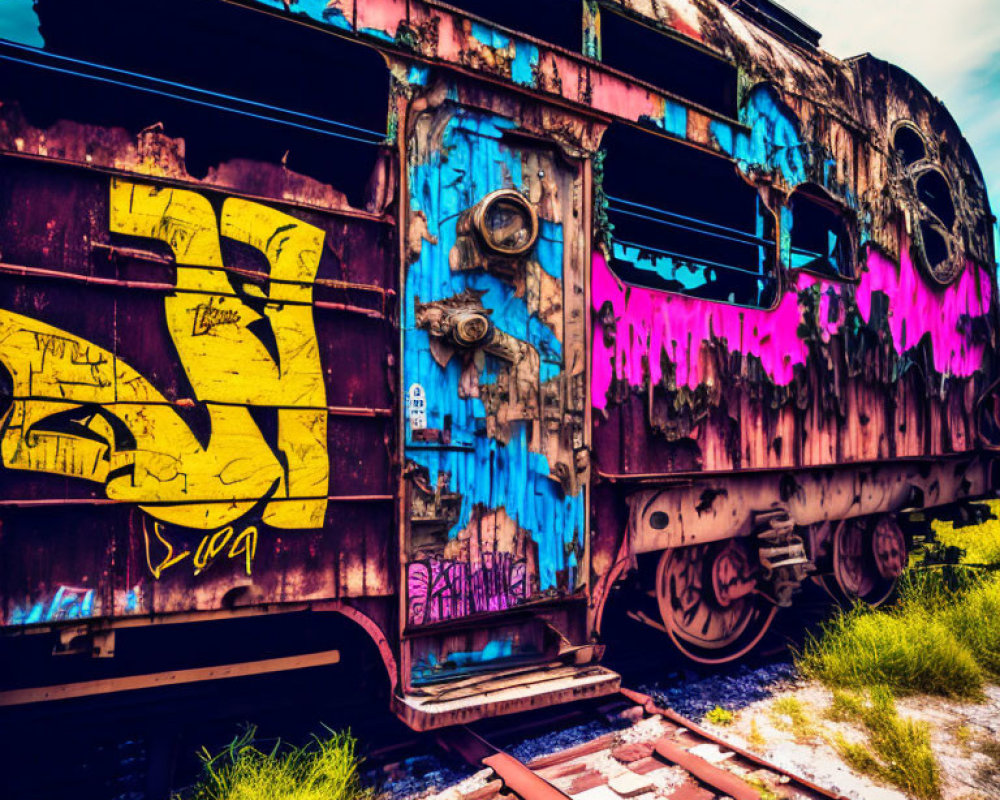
{"left": 407, "top": 554, "right": 528, "bottom": 625}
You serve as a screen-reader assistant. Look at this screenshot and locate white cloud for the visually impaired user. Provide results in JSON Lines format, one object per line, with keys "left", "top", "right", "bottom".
{"left": 778, "top": 0, "right": 1000, "bottom": 210}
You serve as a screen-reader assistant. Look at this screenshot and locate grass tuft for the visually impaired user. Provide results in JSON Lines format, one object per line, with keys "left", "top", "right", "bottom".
{"left": 747, "top": 717, "right": 766, "bottom": 751}
{"left": 976, "top": 737, "right": 1000, "bottom": 788}
{"left": 798, "top": 605, "right": 984, "bottom": 698}
{"left": 798, "top": 505, "right": 1000, "bottom": 699}
{"left": 829, "top": 687, "right": 940, "bottom": 800}
{"left": 179, "top": 725, "right": 373, "bottom": 800}
{"left": 704, "top": 705, "right": 735, "bottom": 726}
{"left": 768, "top": 696, "right": 819, "bottom": 741}
{"left": 941, "top": 577, "right": 1000, "bottom": 678}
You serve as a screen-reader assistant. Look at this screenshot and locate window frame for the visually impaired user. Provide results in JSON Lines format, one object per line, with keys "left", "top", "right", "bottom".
{"left": 785, "top": 184, "right": 858, "bottom": 283}
{"left": 593, "top": 1, "right": 739, "bottom": 120}
{"left": 599, "top": 122, "right": 783, "bottom": 311}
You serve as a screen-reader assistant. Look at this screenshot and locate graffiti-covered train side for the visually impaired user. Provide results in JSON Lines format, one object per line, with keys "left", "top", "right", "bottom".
{"left": 0, "top": 0, "right": 996, "bottom": 729}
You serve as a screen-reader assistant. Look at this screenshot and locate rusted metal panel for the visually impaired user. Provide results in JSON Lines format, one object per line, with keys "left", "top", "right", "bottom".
{"left": 0, "top": 53, "right": 398, "bottom": 628}
{"left": 396, "top": 68, "right": 601, "bottom": 687}
{"left": 0, "top": 649, "right": 342, "bottom": 706}
{"left": 0, "top": 0, "right": 996, "bottom": 702}
{"left": 626, "top": 458, "right": 990, "bottom": 553}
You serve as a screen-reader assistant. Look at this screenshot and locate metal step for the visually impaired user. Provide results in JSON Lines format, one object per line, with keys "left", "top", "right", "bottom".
{"left": 392, "top": 661, "right": 621, "bottom": 731}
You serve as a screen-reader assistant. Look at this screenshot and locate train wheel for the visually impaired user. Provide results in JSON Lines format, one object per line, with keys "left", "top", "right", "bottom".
{"left": 656, "top": 540, "right": 777, "bottom": 664}
{"left": 817, "top": 515, "right": 905, "bottom": 606}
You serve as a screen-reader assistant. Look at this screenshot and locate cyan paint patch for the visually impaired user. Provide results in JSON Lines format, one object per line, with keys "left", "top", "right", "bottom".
{"left": 662, "top": 99, "right": 688, "bottom": 139}
{"left": 470, "top": 21, "right": 511, "bottom": 50}
{"left": 250, "top": 0, "right": 353, "bottom": 30}
{"left": 779, "top": 205, "right": 793, "bottom": 268}
{"left": 406, "top": 107, "right": 583, "bottom": 594}
{"left": 737, "top": 84, "right": 808, "bottom": 188}
{"left": 0, "top": 0, "right": 44, "bottom": 47}
{"left": 511, "top": 41, "right": 540, "bottom": 87}
{"left": 412, "top": 637, "right": 516, "bottom": 684}
{"left": 536, "top": 220, "right": 565, "bottom": 281}
{"left": 642, "top": 101, "right": 688, "bottom": 140}
{"left": 709, "top": 119, "right": 735, "bottom": 156}
{"left": 360, "top": 26, "right": 395, "bottom": 42}
{"left": 612, "top": 242, "right": 710, "bottom": 291}
{"left": 9, "top": 586, "right": 95, "bottom": 624}
{"left": 407, "top": 65, "right": 430, "bottom": 87}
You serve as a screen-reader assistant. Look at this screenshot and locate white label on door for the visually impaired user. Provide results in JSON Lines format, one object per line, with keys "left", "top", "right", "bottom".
{"left": 407, "top": 383, "right": 427, "bottom": 431}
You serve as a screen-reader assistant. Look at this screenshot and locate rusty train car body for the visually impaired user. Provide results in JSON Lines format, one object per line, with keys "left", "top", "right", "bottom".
{"left": 0, "top": 0, "right": 996, "bottom": 729}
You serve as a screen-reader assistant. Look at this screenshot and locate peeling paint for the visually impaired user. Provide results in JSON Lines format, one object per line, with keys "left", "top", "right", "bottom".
{"left": 403, "top": 99, "right": 586, "bottom": 627}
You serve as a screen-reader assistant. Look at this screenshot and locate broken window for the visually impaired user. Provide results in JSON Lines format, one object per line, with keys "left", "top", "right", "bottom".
{"left": 916, "top": 169, "right": 956, "bottom": 230}
{"left": 601, "top": 123, "right": 777, "bottom": 307}
{"left": 442, "top": 0, "right": 583, "bottom": 51}
{"left": 788, "top": 187, "right": 854, "bottom": 278}
{"left": 919, "top": 220, "right": 951, "bottom": 270}
{"left": 0, "top": 0, "right": 390, "bottom": 208}
{"left": 598, "top": 5, "right": 737, "bottom": 118}
{"left": 892, "top": 124, "right": 926, "bottom": 167}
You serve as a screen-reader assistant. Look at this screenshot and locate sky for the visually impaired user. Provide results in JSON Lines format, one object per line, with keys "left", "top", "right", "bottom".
{"left": 777, "top": 0, "right": 1000, "bottom": 245}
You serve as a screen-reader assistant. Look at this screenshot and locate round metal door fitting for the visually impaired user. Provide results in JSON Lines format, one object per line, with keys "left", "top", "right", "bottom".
{"left": 473, "top": 189, "right": 539, "bottom": 256}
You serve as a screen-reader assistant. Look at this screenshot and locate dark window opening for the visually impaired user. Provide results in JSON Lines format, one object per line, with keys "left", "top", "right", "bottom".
{"left": 440, "top": 0, "right": 583, "bottom": 52}
{"left": 920, "top": 221, "right": 950, "bottom": 268}
{"left": 788, "top": 188, "right": 854, "bottom": 277}
{"left": 598, "top": 6, "right": 737, "bottom": 117}
{"left": 917, "top": 169, "right": 956, "bottom": 230}
{"left": 1, "top": 0, "right": 390, "bottom": 208}
{"left": 602, "top": 123, "right": 776, "bottom": 307}
{"left": 892, "top": 125, "right": 926, "bottom": 167}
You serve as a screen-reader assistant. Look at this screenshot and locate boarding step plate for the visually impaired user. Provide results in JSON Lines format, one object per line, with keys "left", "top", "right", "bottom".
{"left": 393, "top": 661, "right": 621, "bottom": 731}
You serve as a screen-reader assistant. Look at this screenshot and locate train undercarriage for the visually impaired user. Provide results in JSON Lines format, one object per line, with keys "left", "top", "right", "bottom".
{"left": 611, "top": 456, "right": 993, "bottom": 663}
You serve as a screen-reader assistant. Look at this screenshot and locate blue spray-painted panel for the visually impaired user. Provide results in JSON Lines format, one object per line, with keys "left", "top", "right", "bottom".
{"left": 404, "top": 104, "right": 585, "bottom": 659}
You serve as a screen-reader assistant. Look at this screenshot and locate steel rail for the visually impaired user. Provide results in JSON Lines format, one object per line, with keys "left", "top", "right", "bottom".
{"left": 621, "top": 687, "right": 849, "bottom": 800}
{"left": 433, "top": 686, "right": 850, "bottom": 800}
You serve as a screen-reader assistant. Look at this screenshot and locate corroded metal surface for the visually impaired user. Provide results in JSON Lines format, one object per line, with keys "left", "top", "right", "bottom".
{"left": 0, "top": 0, "right": 996, "bottom": 715}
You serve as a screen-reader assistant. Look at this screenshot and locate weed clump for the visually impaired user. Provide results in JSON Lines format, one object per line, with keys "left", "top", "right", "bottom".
{"left": 747, "top": 717, "right": 766, "bottom": 751}
{"left": 768, "top": 696, "right": 819, "bottom": 741}
{"left": 941, "top": 577, "right": 1000, "bottom": 678}
{"left": 704, "top": 705, "right": 735, "bottom": 726}
{"left": 798, "top": 503, "right": 1000, "bottom": 698}
{"left": 798, "top": 605, "right": 984, "bottom": 698}
{"left": 829, "top": 688, "right": 940, "bottom": 800}
{"left": 179, "top": 725, "right": 373, "bottom": 800}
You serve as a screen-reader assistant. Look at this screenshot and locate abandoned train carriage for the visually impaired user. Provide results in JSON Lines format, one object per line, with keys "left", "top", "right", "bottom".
{"left": 0, "top": 0, "right": 996, "bottom": 728}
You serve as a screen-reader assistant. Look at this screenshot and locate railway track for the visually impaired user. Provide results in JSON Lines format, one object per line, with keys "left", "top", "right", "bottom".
{"left": 1, "top": 600, "right": 847, "bottom": 800}
{"left": 424, "top": 687, "right": 845, "bottom": 800}
{"left": 4, "top": 670, "right": 852, "bottom": 800}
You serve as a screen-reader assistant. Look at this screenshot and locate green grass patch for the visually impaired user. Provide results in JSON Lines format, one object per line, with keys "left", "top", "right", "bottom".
{"left": 933, "top": 500, "right": 1000, "bottom": 566}
{"left": 768, "top": 696, "right": 820, "bottom": 741}
{"left": 941, "top": 575, "right": 1000, "bottom": 678}
{"left": 798, "top": 604, "right": 984, "bottom": 698}
{"left": 178, "top": 725, "right": 373, "bottom": 800}
{"left": 798, "top": 503, "right": 1000, "bottom": 698}
{"left": 829, "top": 688, "right": 940, "bottom": 800}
